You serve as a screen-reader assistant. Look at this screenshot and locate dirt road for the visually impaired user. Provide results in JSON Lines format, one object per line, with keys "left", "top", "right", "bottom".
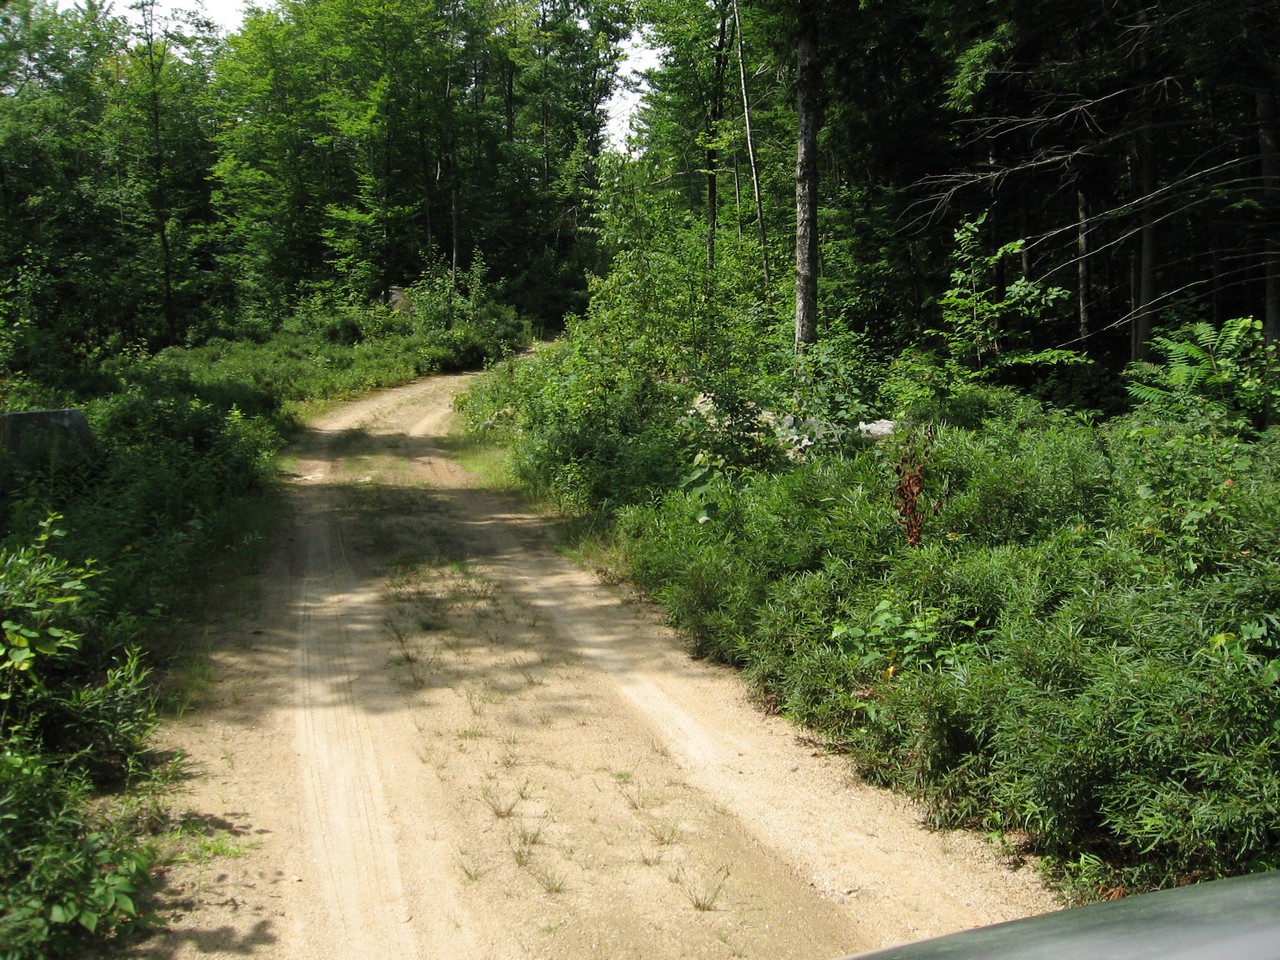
{"left": 130, "top": 373, "right": 1055, "bottom": 960}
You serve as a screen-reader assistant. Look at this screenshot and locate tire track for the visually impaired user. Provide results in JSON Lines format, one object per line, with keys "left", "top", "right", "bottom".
{"left": 291, "top": 429, "right": 421, "bottom": 957}
{"left": 134, "top": 374, "right": 1055, "bottom": 960}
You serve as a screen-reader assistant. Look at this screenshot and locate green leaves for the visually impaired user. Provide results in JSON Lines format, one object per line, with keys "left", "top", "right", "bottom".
{"left": 588, "top": 383, "right": 1280, "bottom": 893}
{"left": 0, "top": 517, "right": 157, "bottom": 959}
{"left": 1125, "top": 318, "right": 1279, "bottom": 433}
{"left": 1, "top": 518, "right": 89, "bottom": 678}
{"left": 831, "top": 598, "right": 948, "bottom": 678}
{"left": 935, "top": 215, "right": 1075, "bottom": 374}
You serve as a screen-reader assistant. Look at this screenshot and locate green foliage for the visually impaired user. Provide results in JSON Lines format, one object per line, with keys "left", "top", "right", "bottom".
{"left": 553, "top": 381, "right": 1280, "bottom": 894}
{"left": 0, "top": 517, "right": 156, "bottom": 959}
{"left": 458, "top": 167, "right": 794, "bottom": 512}
{"left": 402, "top": 257, "right": 533, "bottom": 368}
{"left": 791, "top": 327, "right": 885, "bottom": 446}
{"left": 465, "top": 337, "right": 691, "bottom": 513}
{"left": 617, "top": 456, "right": 898, "bottom": 662}
{"left": 208, "top": 0, "right": 621, "bottom": 326}
{"left": 882, "top": 349, "right": 1043, "bottom": 428}
{"left": 0, "top": 278, "right": 524, "bottom": 956}
{"left": 933, "top": 216, "right": 1080, "bottom": 374}
{"left": 0, "top": 517, "right": 88, "bottom": 679}
{"left": 1, "top": 747, "right": 154, "bottom": 958}
{"left": 1126, "top": 318, "right": 1279, "bottom": 432}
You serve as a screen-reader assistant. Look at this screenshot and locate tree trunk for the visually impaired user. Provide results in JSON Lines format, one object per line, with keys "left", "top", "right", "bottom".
{"left": 141, "top": 0, "right": 177, "bottom": 345}
{"left": 731, "top": 0, "right": 769, "bottom": 288}
{"left": 1256, "top": 83, "right": 1280, "bottom": 428}
{"left": 1130, "top": 10, "right": 1158, "bottom": 364}
{"left": 1077, "top": 180, "right": 1091, "bottom": 341}
{"left": 706, "top": 2, "right": 730, "bottom": 273}
{"left": 1258, "top": 86, "right": 1279, "bottom": 348}
{"left": 1132, "top": 113, "right": 1157, "bottom": 363}
{"left": 794, "top": 2, "right": 820, "bottom": 354}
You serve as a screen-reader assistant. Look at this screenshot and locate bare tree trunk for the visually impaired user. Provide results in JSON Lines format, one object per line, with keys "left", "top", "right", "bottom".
{"left": 731, "top": 0, "right": 769, "bottom": 288}
{"left": 1130, "top": 10, "right": 1158, "bottom": 364}
{"left": 1077, "top": 181, "right": 1091, "bottom": 341}
{"left": 1132, "top": 113, "right": 1157, "bottom": 363}
{"left": 706, "top": 2, "right": 730, "bottom": 273}
{"left": 794, "top": 2, "right": 820, "bottom": 354}
{"left": 1257, "top": 84, "right": 1280, "bottom": 428}
{"left": 140, "top": 0, "right": 177, "bottom": 345}
{"left": 731, "top": 152, "right": 743, "bottom": 240}
{"left": 1259, "top": 86, "right": 1279, "bottom": 348}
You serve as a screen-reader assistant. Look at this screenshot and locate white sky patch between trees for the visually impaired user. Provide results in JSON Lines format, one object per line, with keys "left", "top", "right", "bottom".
{"left": 74, "top": 0, "right": 653, "bottom": 150}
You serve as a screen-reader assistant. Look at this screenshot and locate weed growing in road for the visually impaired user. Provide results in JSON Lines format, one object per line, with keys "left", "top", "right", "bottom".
{"left": 646, "top": 820, "right": 680, "bottom": 846}
{"left": 456, "top": 853, "right": 486, "bottom": 882}
{"left": 510, "top": 825, "right": 543, "bottom": 866}
{"left": 384, "top": 615, "right": 417, "bottom": 663}
{"left": 675, "top": 865, "right": 730, "bottom": 911}
{"left": 530, "top": 864, "right": 566, "bottom": 895}
{"left": 384, "top": 615, "right": 433, "bottom": 688}
{"left": 620, "top": 784, "right": 661, "bottom": 811}
{"left": 466, "top": 683, "right": 500, "bottom": 715}
{"left": 511, "top": 842, "right": 534, "bottom": 867}
{"left": 170, "top": 827, "right": 254, "bottom": 864}
{"left": 481, "top": 787, "right": 520, "bottom": 818}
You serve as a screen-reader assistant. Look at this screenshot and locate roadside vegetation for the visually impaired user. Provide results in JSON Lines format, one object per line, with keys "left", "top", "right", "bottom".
{"left": 452, "top": 0, "right": 1280, "bottom": 902}
{"left": 2, "top": 0, "right": 580, "bottom": 950}
{"left": 0, "top": 280, "right": 527, "bottom": 958}
{"left": 3, "top": 0, "right": 1278, "bottom": 952}
{"left": 457, "top": 208, "right": 1280, "bottom": 900}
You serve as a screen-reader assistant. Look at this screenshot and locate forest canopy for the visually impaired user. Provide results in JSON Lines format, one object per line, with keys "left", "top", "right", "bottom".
{"left": 1, "top": 0, "right": 1276, "bottom": 382}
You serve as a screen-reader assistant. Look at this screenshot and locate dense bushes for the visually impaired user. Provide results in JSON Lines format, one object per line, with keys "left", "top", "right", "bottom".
{"left": 634, "top": 411, "right": 1280, "bottom": 893}
{"left": 0, "top": 520, "right": 156, "bottom": 955}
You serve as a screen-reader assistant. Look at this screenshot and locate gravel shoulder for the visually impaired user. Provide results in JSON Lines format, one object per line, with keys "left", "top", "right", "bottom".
{"left": 126, "top": 373, "right": 1057, "bottom": 960}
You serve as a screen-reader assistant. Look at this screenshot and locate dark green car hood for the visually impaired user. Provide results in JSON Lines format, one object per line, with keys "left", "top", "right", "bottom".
{"left": 844, "top": 872, "right": 1280, "bottom": 960}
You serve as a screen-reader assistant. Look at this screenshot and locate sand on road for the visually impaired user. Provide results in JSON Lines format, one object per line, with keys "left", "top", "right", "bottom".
{"left": 127, "top": 373, "right": 1056, "bottom": 960}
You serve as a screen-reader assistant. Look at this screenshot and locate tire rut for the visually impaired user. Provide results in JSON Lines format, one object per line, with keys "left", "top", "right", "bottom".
{"left": 129, "top": 374, "right": 1057, "bottom": 960}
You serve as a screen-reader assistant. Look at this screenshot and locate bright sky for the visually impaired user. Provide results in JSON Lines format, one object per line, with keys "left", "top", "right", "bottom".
{"left": 172, "top": 0, "right": 244, "bottom": 31}
{"left": 76, "top": 0, "right": 247, "bottom": 32}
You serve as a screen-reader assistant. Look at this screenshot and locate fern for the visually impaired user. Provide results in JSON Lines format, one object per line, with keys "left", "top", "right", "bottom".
{"left": 1126, "top": 318, "right": 1277, "bottom": 430}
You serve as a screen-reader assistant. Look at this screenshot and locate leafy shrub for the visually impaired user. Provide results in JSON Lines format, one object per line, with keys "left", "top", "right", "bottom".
{"left": 456, "top": 273, "right": 1280, "bottom": 894}
{"left": 1126, "top": 318, "right": 1279, "bottom": 432}
{"left": 0, "top": 279, "right": 533, "bottom": 958}
{"left": 1, "top": 519, "right": 156, "bottom": 959}
{"left": 882, "top": 349, "right": 1040, "bottom": 428}
{"left": 406, "top": 257, "right": 531, "bottom": 360}
{"left": 925, "top": 415, "right": 1110, "bottom": 545}
{"left": 791, "top": 326, "right": 886, "bottom": 442}
{"left": 1, "top": 748, "right": 153, "bottom": 959}
{"left": 619, "top": 456, "right": 899, "bottom": 662}
{"left": 464, "top": 337, "right": 691, "bottom": 512}
{"left": 1102, "top": 415, "right": 1256, "bottom": 576}
{"left": 582, "top": 385, "right": 1280, "bottom": 893}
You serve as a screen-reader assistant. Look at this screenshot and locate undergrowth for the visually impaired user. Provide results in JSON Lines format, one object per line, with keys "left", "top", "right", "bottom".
{"left": 458, "top": 320, "right": 1280, "bottom": 900}
{"left": 0, "top": 286, "right": 528, "bottom": 958}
